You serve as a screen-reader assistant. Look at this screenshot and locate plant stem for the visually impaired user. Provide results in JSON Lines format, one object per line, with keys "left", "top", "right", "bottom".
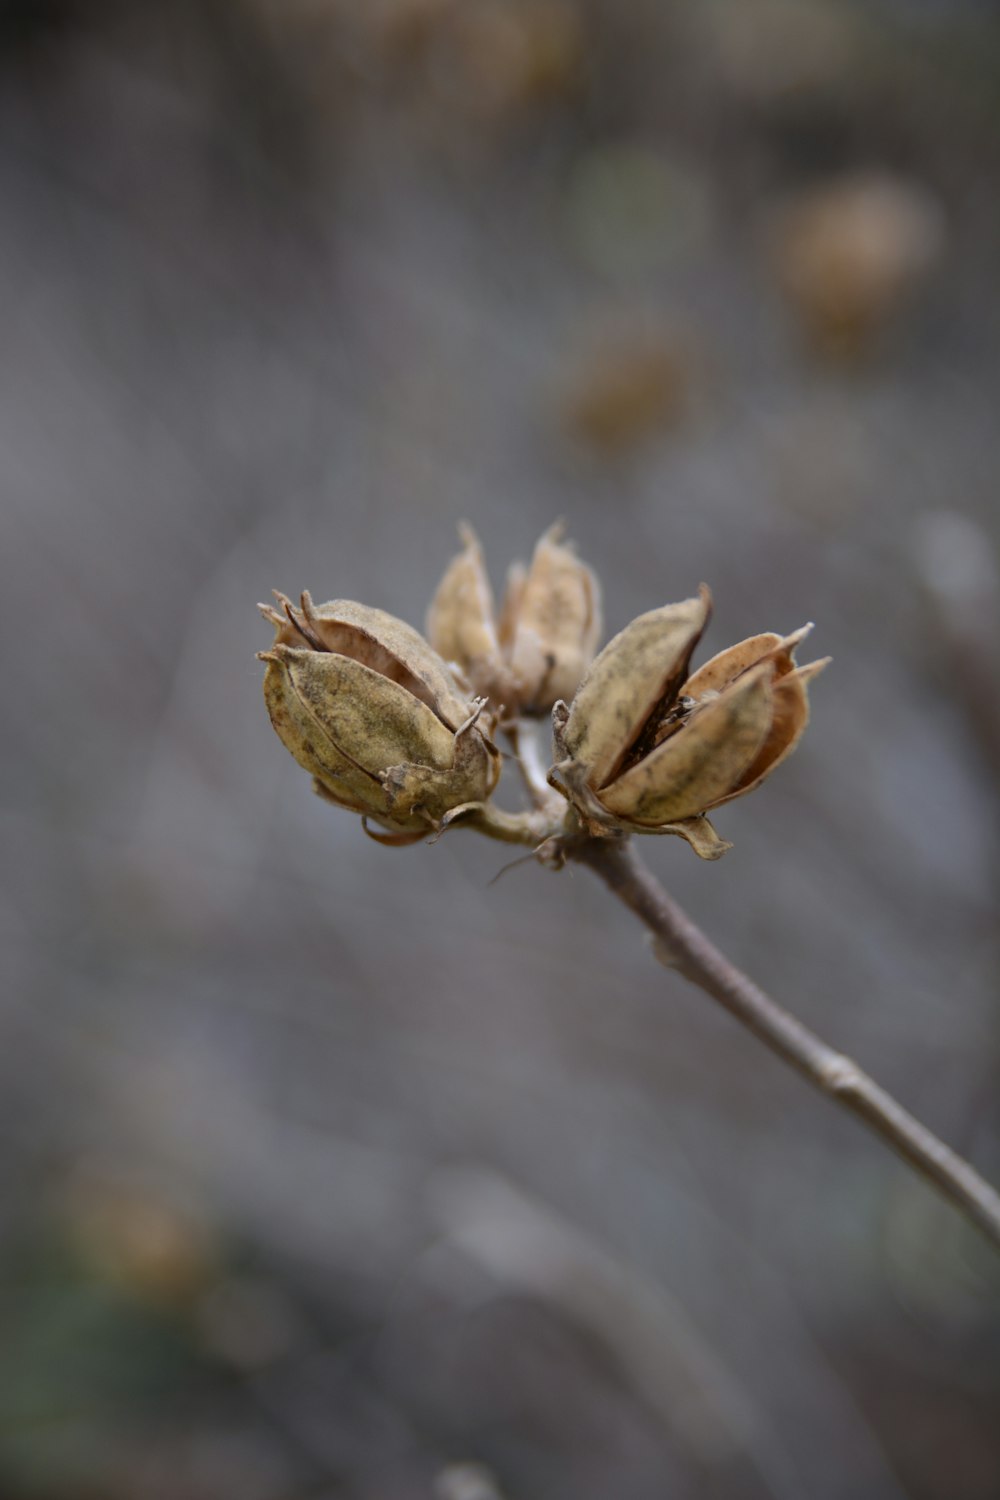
{"left": 574, "top": 836, "right": 1000, "bottom": 1252}
{"left": 505, "top": 720, "right": 565, "bottom": 816}
{"left": 456, "top": 801, "right": 562, "bottom": 846}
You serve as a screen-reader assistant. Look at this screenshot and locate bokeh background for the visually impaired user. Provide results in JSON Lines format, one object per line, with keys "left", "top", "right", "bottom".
{"left": 3, "top": 1, "right": 1000, "bottom": 1496}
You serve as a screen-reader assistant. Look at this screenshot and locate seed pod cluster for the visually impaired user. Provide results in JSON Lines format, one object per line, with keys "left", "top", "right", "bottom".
{"left": 258, "top": 527, "right": 825, "bottom": 858}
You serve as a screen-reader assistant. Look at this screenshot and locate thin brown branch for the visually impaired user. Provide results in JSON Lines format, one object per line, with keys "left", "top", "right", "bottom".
{"left": 574, "top": 837, "right": 1000, "bottom": 1252}
{"left": 454, "top": 801, "right": 561, "bottom": 846}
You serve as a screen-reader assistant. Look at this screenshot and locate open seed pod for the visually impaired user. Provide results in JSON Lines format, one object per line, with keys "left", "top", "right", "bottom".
{"left": 550, "top": 588, "right": 828, "bottom": 858}
{"left": 259, "top": 592, "right": 501, "bottom": 845}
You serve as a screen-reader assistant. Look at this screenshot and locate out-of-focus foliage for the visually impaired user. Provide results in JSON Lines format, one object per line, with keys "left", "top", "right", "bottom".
{"left": 2, "top": 1, "right": 1000, "bottom": 1496}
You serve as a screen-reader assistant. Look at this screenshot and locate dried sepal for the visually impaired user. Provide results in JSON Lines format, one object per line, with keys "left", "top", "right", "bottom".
{"left": 645, "top": 815, "right": 732, "bottom": 860}
{"left": 313, "top": 781, "right": 429, "bottom": 846}
{"left": 360, "top": 817, "right": 429, "bottom": 848}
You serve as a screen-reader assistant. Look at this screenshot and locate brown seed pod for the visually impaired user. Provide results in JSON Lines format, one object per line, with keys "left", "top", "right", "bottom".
{"left": 427, "top": 523, "right": 601, "bottom": 719}
{"left": 551, "top": 593, "right": 827, "bottom": 858}
{"left": 259, "top": 592, "right": 500, "bottom": 844}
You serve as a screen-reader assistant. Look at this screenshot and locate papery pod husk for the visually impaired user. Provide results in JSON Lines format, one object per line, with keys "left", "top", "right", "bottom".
{"left": 682, "top": 633, "right": 786, "bottom": 700}
{"left": 381, "top": 705, "right": 502, "bottom": 824}
{"left": 563, "top": 589, "right": 710, "bottom": 789}
{"left": 279, "top": 647, "right": 459, "bottom": 771}
{"left": 677, "top": 626, "right": 826, "bottom": 809}
{"left": 381, "top": 756, "right": 486, "bottom": 825}
{"left": 425, "top": 525, "right": 511, "bottom": 707}
{"left": 262, "top": 645, "right": 499, "bottom": 829}
{"left": 497, "top": 560, "right": 527, "bottom": 655}
{"left": 601, "top": 660, "right": 775, "bottom": 825}
{"left": 261, "top": 648, "right": 425, "bottom": 830}
{"left": 709, "top": 657, "right": 828, "bottom": 807}
{"left": 269, "top": 594, "right": 475, "bottom": 734}
{"left": 508, "top": 523, "right": 602, "bottom": 712}
{"left": 682, "top": 625, "right": 812, "bottom": 700}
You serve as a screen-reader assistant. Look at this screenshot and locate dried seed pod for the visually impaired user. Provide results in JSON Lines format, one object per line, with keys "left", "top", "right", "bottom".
{"left": 425, "top": 524, "right": 513, "bottom": 708}
{"left": 561, "top": 590, "right": 709, "bottom": 788}
{"left": 427, "top": 523, "right": 601, "bottom": 718}
{"left": 601, "top": 661, "right": 774, "bottom": 824}
{"left": 508, "top": 524, "right": 602, "bottom": 712}
{"left": 259, "top": 593, "right": 500, "bottom": 844}
{"left": 551, "top": 596, "right": 827, "bottom": 858}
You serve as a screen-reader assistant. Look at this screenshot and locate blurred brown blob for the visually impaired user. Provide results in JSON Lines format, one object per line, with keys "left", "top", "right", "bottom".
{"left": 430, "top": 0, "right": 584, "bottom": 119}
{"left": 364, "top": 0, "right": 584, "bottom": 121}
{"left": 369, "top": 0, "right": 454, "bottom": 62}
{"left": 771, "top": 173, "right": 946, "bottom": 362}
{"left": 66, "top": 1177, "right": 216, "bottom": 1308}
{"left": 561, "top": 330, "right": 694, "bottom": 454}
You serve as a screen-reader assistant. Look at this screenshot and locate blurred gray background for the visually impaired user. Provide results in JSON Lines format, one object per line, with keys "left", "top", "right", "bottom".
{"left": 2, "top": 1, "right": 1000, "bottom": 1496}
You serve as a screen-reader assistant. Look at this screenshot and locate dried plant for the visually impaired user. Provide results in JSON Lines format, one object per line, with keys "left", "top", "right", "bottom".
{"left": 258, "top": 526, "right": 1000, "bottom": 1251}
